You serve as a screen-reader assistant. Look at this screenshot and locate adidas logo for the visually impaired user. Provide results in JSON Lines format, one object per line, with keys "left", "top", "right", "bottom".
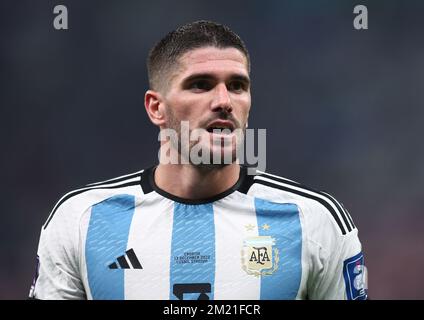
{"left": 108, "top": 248, "right": 143, "bottom": 269}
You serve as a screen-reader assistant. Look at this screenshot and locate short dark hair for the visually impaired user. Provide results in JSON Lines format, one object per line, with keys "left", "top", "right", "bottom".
{"left": 147, "top": 20, "right": 250, "bottom": 91}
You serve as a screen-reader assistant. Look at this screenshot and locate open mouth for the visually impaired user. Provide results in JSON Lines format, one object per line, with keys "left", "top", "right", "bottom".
{"left": 205, "top": 120, "right": 236, "bottom": 134}
{"left": 206, "top": 126, "right": 234, "bottom": 134}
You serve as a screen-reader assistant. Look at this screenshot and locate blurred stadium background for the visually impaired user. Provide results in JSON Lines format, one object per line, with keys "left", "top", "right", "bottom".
{"left": 1, "top": 0, "right": 423, "bottom": 299}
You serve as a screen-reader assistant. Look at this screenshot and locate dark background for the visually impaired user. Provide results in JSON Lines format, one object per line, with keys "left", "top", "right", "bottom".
{"left": 1, "top": 0, "right": 423, "bottom": 299}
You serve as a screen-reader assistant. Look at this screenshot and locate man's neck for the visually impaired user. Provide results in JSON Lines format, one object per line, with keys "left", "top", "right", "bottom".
{"left": 154, "top": 163, "right": 240, "bottom": 200}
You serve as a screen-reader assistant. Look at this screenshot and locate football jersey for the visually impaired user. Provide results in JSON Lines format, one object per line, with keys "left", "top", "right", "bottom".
{"left": 29, "top": 165, "right": 368, "bottom": 300}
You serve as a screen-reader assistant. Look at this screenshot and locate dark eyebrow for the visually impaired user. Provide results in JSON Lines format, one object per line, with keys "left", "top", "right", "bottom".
{"left": 181, "top": 73, "right": 250, "bottom": 86}
{"left": 230, "top": 75, "right": 251, "bottom": 86}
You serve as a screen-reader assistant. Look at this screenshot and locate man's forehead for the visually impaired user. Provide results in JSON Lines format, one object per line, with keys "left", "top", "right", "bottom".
{"left": 177, "top": 47, "right": 249, "bottom": 77}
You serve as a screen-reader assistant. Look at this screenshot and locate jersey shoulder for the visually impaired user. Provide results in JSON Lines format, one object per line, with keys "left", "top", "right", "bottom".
{"left": 42, "top": 169, "right": 145, "bottom": 230}
{"left": 243, "top": 169, "right": 356, "bottom": 236}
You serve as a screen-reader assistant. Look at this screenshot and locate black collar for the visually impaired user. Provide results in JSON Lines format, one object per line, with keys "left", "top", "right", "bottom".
{"left": 140, "top": 165, "right": 254, "bottom": 205}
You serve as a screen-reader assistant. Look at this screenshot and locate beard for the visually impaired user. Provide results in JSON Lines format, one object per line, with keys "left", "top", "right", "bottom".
{"left": 164, "top": 107, "right": 245, "bottom": 168}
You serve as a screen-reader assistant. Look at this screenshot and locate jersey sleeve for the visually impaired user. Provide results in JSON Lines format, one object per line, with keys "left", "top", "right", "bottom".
{"left": 307, "top": 228, "right": 368, "bottom": 300}
{"left": 29, "top": 198, "right": 86, "bottom": 300}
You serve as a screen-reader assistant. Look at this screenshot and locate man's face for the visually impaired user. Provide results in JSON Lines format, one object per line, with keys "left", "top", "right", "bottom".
{"left": 161, "top": 46, "right": 251, "bottom": 166}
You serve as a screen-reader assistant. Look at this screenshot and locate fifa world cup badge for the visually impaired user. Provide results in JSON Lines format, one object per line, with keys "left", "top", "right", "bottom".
{"left": 241, "top": 236, "right": 279, "bottom": 276}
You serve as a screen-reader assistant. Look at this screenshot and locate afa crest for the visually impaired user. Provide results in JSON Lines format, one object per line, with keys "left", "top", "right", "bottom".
{"left": 241, "top": 236, "right": 279, "bottom": 276}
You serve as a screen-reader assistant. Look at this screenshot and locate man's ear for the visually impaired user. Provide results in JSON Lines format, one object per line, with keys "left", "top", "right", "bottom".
{"left": 145, "top": 90, "right": 166, "bottom": 127}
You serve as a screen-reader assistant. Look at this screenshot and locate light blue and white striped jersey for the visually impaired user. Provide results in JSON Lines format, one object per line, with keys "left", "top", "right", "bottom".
{"left": 29, "top": 166, "right": 367, "bottom": 300}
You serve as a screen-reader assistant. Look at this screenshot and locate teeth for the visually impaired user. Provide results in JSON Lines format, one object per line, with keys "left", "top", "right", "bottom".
{"left": 207, "top": 128, "right": 233, "bottom": 134}
{"left": 209, "top": 127, "right": 230, "bottom": 130}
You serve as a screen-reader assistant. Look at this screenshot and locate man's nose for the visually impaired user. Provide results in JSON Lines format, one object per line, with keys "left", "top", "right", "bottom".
{"left": 211, "top": 83, "right": 232, "bottom": 113}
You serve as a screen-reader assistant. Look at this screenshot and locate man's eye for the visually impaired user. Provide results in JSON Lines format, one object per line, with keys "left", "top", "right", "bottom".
{"left": 190, "top": 80, "right": 210, "bottom": 91}
{"left": 229, "top": 81, "right": 245, "bottom": 92}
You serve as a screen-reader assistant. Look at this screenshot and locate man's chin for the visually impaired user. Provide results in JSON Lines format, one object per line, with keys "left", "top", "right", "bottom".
{"left": 207, "top": 146, "right": 237, "bottom": 165}
{"left": 191, "top": 162, "right": 232, "bottom": 171}
{"left": 186, "top": 147, "right": 237, "bottom": 167}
